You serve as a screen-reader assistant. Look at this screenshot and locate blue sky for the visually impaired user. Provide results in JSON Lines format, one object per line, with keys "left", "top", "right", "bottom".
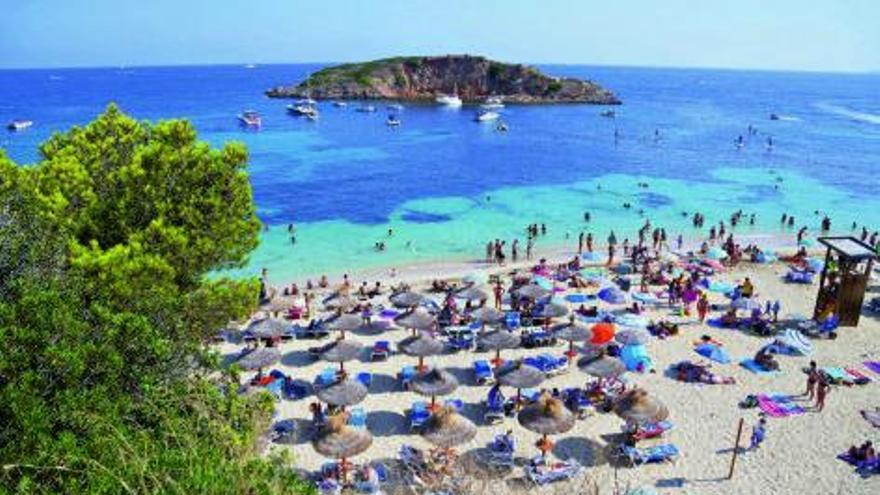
{"left": 1, "top": 0, "right": 878, "bottom": 71}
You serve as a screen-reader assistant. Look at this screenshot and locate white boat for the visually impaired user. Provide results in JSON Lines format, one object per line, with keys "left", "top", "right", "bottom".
{"left": 436, "top": 94, "right": 463, "bottom": 107}
{"left": 333, "top": 101, "right": 348, "bottom": 107}
{"left": 386, "top": 115, "right": 401, "bottom": 127}
{"left": 7, "top": 119, "right": 33, "bottom": 131}
{"left": 355, "top": 105, "right": 377, "bottom": 113}
{"left": 387, "top": 103, "right": 404, "bottom": 111}
{"left": 287, "top": 104, "right": 318, "bottom": 118}
{"left": 296, "top": 97, "right": 317, "bottom": 106}
{"left": 237, "top": 111, "right": 261, "bottom": 128}
{"left": 474, "top": 110, "right": 500, "bottom": 122}
{"left": 481, "top": 96, "right": 505, "bottom": 109}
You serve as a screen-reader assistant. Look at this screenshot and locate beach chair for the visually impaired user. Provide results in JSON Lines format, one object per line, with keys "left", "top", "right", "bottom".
{"left": 525, "top": 458, "right": 584, "bottom": 485}
{"left": 484, "top": 391, "right": 506, "bottom": 424}
{"left": 474, "top": 359, "right": 494, "bottom": 385}
{"left": 619, "top": 443, "right": 680, "bottom": 466}
{"left": 563, "top": 388, "right": 590, "bottom": 416}
{"left": 399, "top": 365, "right": 416, "bottom": 390}
{"left": 356, "top": 372, "right": 372, "bottom": 390}
{"left": 315, "top": 367, "right": 337, "bottom": 389}
{"left": 271, "top": 419, "right": 297, "bottom": 443}
{"left": 349, "top": 407, "right": 367, "bottom": 429}
{"left": 264, "top": 378, "right": 284, "bottom": 399}
{"left": 485, "top": 435, "right": 516, "bottom": 468}
{"left": 410, "top": 401, "right": 430, "bottom": 429}
{"left": 316, "top": 479, "right": 341, "bottom": 495}
{"left": 505, "top": 311, "right": 521, "bottom": 330}
{"left": 540, "top": 353, "right": 568, "bottom": 375}
{"left": 371, "top": 340, "right": 390, "bottom": 361}
{"left": 521, "top": 388, "right": 541, "bottom": 402}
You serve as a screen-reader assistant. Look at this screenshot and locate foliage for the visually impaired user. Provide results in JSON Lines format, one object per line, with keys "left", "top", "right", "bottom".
{"left": 546, "top": 80, "right": 564, "bottom": 94}
{"left": 0, "top": 107, "right": 309, "bottom": 494}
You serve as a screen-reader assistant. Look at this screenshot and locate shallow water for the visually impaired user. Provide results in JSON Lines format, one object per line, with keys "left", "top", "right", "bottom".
{"left": 2, "top": 64, "right": 878, "bottom": 280}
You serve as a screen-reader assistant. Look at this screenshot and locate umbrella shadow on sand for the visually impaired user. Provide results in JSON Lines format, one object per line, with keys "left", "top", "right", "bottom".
{"left": 220, "top": 350, "right": 242, "bottom": 368}
{"left": 281, "top": 349, "right": 314, "bottom": 367}
{"left": 444, "top": 366, "right": 477, "bottom": 388}
{"left": 366, "top": 410, "right": 408, "bottom": 437}
{"left": 554, "top": 437, "right": 608, "bottom": 467}
{"left": 368, "top": 373, "right": 398, "bottom": 394}
{"left": 459, "top": 401, "right": 485, "bottom": 426}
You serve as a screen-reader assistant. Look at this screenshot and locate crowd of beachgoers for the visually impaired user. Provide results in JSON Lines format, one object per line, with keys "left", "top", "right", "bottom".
{"left": 216, "top": 210, "right": 880, "bottom": 495}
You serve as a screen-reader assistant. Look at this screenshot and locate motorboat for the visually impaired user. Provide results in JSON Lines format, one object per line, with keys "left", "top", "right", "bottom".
{"left": 237, "top": 111, "right": 261, "bottom": 128}
{"left": 386, "top": 115, "right": 401, "bottom": 127}
{"left": 287, "top": 103, "right": 318, "bottom": 118}
{"left": 436, "top": 93, "right": 463, "bottom": 107}
{"left": 474, "top": 110, "right": 500, "bottom": 122}
{"left": 6, "top": 119, "right": 33, "bottom": 131}
{"left": 769, "top": 113, "right": 780, "bottom": 121}
{"left": 600, "top": 110, "right": 616, "bottom": 118}
{"left": 355, "top": 105, "right": 377, "bottom": 113}
{"left": 296, "top": 97, "right": 317, "bottom": 106}
{"left": 306, "top": 111, "right": 319, "bottom": 122}
{"left": 481, "top": 96, "right": 504, "bottom": 109}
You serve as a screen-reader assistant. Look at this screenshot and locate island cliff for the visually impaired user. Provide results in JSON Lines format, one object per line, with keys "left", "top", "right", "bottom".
{"left": 266, "top": 55, "right": 620, "bottom": 104}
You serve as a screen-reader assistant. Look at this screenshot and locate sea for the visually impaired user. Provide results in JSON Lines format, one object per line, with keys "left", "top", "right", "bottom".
{"left": 1, "top": 64, "right": 879, "bottom": 282}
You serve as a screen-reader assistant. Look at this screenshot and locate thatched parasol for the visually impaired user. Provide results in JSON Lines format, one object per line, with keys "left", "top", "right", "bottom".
{"left": 313, "top": 414, "right": 373, "bottom": 480}
{"left": 478, "top": 329, "right": 521, "bottom": 367}
{"left": 532, "top": 303, "right": 569, "bottom": 319}
{"left": 317, "top": 378, "right": 368, "bottom": 407}
{"left": 320, "top": 339, "right": 363, "bottom": 372}
{"left": 410, "top": 368, "right": 459, "bottom": 409}
{"left": 324, "top": 294, "right": 357, "bottom": 311}
{"left": 420, "top": 406, "right": 477, "bottom": 448}
{"left": 514, "top": 284, "right": 550, "bottom": 300}
{"left": 390, "top": 291, "right": 425, "bottom": 309}
{"left": 261, "top": 295, "right": 297, "bottom": 315}
{"left": 552, "top": 316, "right": 591, "bottom": 359}
{"left": 394, "top": 308, "right": 436, "bottom": 332}
{"left": 457, "top": 285, "right": 489, "bottom": 302}
{"left": 470, "top": 306, "right": 505, "bottom": 325}
{"left": 578, "top": 354, "right": 626, "bottom": 378}
{"left": 496, "top": 360, "right": 545, "bottom": 403}
{"left": 613, "top": 388, "right": 669, "bottom": 424}
{"left": 236, "top": 347, "right": 280, "bottom": 371}
{"left": 246, "top": 318, "right": 288, "bottom": 339}
{"left": 517, "top": 392, "right": 575, "bottom": 458}
{"left": 325, "top": 313, "right": 363, "bottom": 337}
{"left": 397, "top": 332, "right": 444, "bottom": 370}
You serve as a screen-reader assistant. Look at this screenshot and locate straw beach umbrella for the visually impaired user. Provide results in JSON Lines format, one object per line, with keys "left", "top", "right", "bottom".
{"left": 552, "top": 316, "right": 591, "bottom": 359}
{"left": 496, "top": 360, "right": 545, "bottom": 403}
{"left": 478, "top": 329, "right": 521, "bottom": 367}
{"left": 236, "top": 347, "right": 280, "bottom": 372}
{"left": 390, "top": 291, "right": 425, "bottom": 309}
{"left": 410, "top": 368, "right": 459, "bottom": 410}
{"left": 515, "top": 284, "right": 550, "bottom": 300}
{"left": 578, "top": 354, "right": 626, "bottom": 379}
{"left": 518, "top": 392, "right": 575, "bottom": 459}
{"left": 246, "top": 318, "right": 288, "bottom": 340}
{"left": 394, "top": 308, "right": 436, "bottom": 334}
{"left": 457, "top": 285, "right": 489, "bottom": 303}
{"left": 325, "top": 313, "right": 362, "bottom": 338}
{"left": 398, "top": 332, "right": 444, "bottom": 371}
{"left": 532, "top": 302, "right": 569, "bottom": 319}
{"left": 320, "top": 339, "right": 363, "bottom": 372}
{"left": 317, "top": 378, "right": 368, "bottom": 408}
{"left": 261, "top": 296, "right": 296, "bottom": 317}
{"left": 313, "top": 414, "right": 373, "bottom": 482}
{"left": 615, "top": 328, "right": 650, "bottom": 346}
{"left": 324, "top": 294, "right": 357, "bottom": 312}
{"left": 420, "top": 406, "right": 477, "bottom": 449}
{"left": 613, "top": 388, "right": 669, "bottom": 424}
{"left": 470, "top": 306, "right": 505, "bottom": 325}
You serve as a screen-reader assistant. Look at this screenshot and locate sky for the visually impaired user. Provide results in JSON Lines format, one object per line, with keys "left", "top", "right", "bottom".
{"left": 1, "top": 0, "right": 878, "bottom": 72}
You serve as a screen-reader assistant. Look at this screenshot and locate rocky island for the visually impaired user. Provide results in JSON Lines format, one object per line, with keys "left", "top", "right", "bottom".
{"left": 266, "top": 55, "right": 620, "bottom": 104}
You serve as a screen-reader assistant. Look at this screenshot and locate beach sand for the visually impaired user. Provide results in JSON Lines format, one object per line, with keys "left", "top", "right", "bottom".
{"left": 217, "top": 252, "right": 880, "bottom": 494}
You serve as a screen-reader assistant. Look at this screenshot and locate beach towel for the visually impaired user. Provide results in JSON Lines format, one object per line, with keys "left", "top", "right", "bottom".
{"left": 757, "top": 393, "right": 805, "bottom": 418}
{"left": 863, "top": 361, "right": 880, "bottom": 375}
{"left": 740, "top": 359, "right": 780, "bottom": 375}
{"left": 821, "top": 367, "right": 851, "bottom": 384}
{"left": 845, "top": 367, "right": 872, "bottom": 384}
{"left": 695, "top": 343, "right": 731, "bottom": 364}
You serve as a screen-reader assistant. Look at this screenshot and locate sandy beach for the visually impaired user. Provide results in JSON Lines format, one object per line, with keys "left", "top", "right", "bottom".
{"left": 219, "top": 243, "right": 880, "bottom": 495}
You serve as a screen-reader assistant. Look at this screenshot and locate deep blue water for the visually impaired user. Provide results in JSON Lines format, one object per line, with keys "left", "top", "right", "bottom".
{"left": 2, "top": 64, "right": 879, "bottom": 279}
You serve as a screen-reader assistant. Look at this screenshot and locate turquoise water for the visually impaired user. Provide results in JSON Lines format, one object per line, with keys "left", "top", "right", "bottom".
{"left": 2, "top": 65, "right": 879, "bottom": 281}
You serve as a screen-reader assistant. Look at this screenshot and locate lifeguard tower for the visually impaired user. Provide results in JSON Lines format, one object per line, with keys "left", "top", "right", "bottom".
{"left": 814, "top": 237, "right": 877, "bottom": 327}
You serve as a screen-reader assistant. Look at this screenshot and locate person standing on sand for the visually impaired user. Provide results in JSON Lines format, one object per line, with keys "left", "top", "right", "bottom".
{"left": 697, "top": 293, "right": 709, "bottom": 322}
{"left": 804, "top": 361, "right": 820, "bottom": 400}
{"left": 815, "top": 377, "right": 830, "bottom": 412}
{"left": 526, "top": 238, "right": 534, "bottom": 261}
{"left": 493, "top": 282, "right": 503, "bottom": 310}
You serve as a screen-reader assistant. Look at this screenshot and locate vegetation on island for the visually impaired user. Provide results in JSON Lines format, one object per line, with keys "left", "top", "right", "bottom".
{"left": 0, "top": 106, "right": 312, "bottom": 494}
{"left": 266, "top": 54, "right": 621, "bottom": 104}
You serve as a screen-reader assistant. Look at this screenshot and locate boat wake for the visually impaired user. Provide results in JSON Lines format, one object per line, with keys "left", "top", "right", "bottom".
{"left": 814, "top": 102, "right": 880, "bottom": 125}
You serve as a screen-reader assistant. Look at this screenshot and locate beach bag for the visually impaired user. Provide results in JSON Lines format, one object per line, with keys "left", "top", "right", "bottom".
{"left": 739, "top": 394, "right": 758, "bottom": 409}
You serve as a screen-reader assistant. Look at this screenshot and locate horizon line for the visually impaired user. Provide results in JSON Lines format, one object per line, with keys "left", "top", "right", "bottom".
{"left": 0, "top": 58, "right": 877, "bottom": 76}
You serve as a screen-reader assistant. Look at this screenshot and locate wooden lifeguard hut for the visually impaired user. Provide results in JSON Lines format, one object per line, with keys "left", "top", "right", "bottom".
{"left": 813, "top": 237, "right": 877, "bottom": 327}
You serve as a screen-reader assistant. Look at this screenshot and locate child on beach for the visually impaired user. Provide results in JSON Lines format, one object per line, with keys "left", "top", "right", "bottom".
{"left": 749, "top": 417, "right": 767, "bottom": 450}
